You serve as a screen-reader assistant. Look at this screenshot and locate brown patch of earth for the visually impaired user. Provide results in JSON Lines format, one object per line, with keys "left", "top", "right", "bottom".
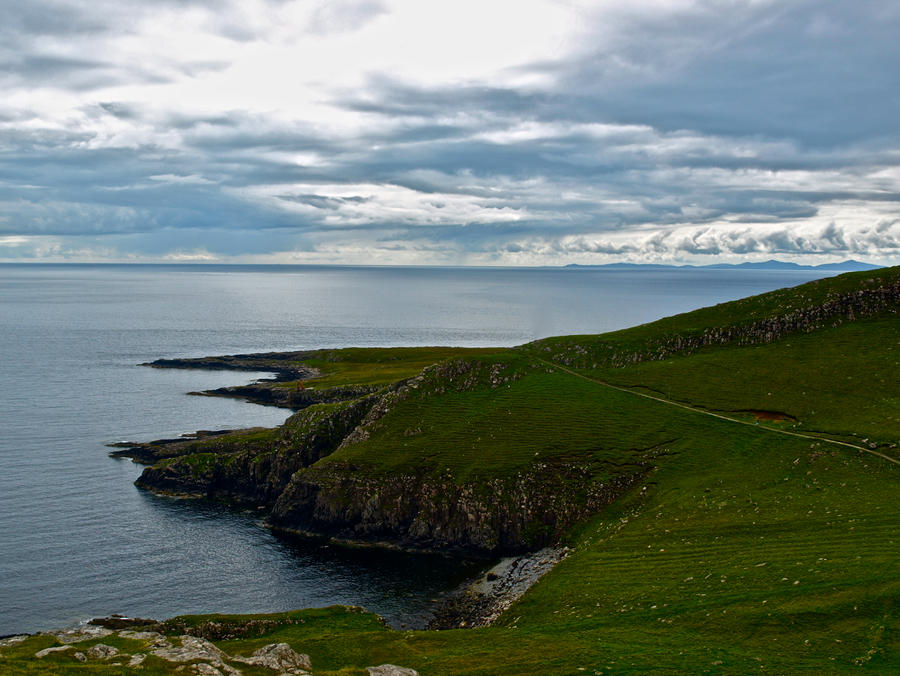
{"left": 742, "top": 410, "right": 797, "bottom": 422}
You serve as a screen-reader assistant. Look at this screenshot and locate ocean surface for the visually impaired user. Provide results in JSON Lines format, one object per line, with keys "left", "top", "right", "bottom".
{"left": 0, "top": 263, "right": 838, "bottom": 635}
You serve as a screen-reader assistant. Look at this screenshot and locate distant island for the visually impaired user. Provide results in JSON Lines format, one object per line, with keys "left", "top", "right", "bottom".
{"left": 564, "top": 258, "right": 882, "bottom": 271}
{"left": 3, "top": 267, "right": 898, "bottom": 674}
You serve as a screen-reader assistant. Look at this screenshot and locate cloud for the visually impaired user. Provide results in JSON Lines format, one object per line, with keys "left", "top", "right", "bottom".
{"left": 306, "top": 0, "right": 387, "bottom": 35}
{"left": 0, "top": 0, "right": 898, "bottom": 264}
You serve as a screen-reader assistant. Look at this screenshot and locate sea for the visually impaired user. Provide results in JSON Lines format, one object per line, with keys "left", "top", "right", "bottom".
{"left": 0, "top": 263, "right": 839, "bottom": 635}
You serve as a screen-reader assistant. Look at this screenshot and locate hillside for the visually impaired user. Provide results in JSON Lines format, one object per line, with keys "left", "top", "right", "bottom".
{"left": 4, "top": 267, "right": 898, "bottom": 673}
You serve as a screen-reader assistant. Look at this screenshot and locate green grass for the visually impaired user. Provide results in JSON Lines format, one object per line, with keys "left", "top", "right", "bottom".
{"left": 524, "top": 266, "right": 900, "bottom": 369}
{"left": 9, "top": 414, "right": 894, "bottom": 673}
{"left": 322, "top": 353, "right": 684, "bottom": 482}
{"left": 282, "top": 347, "right": 500, "bottom": 389}
{"left": 578, "top": 317, "right": 900, "bottom": 449}
{"left": 4, "top": 268, "right": 898, "bottom": 673}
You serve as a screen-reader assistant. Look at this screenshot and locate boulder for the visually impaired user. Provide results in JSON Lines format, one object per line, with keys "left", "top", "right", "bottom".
{"left": 233, "top": 642, "right": 312, "bottom": 673}
{"left": 35, "top": 645, "right": 72, "bottom": 658}
{"left": 87, "top": 643, "right": 120, "bottom": 659}
{"left": 367, "top": 665, "right": 420, "bottom": 676}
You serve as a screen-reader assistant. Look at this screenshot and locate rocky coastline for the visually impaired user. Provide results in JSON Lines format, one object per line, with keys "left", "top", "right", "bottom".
{"left": 114, "top": 362, "right": 647, "bottom": 557}
{"left": 1, "top": 616, "right": 420, "bottom": 675}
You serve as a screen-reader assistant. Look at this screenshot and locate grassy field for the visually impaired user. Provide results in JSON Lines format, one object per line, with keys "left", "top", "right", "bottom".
{"left": 3, "top": 268, "right": 897, "bottom": 673}
{"left": 574, "top": 318, "right": 900, "bottom": 449}
{"left": 280, "top": 347, "right": 499, "bottom": 389}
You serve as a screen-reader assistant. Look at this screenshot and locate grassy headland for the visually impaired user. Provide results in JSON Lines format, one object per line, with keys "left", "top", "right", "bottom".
{"left": 5, "top": 267, "right": 897, "bottom": 673}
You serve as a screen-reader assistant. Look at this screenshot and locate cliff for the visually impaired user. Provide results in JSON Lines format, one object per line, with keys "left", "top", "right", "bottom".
{"left": 525, "top": 272, "right": 900, "bottom": 369}
{"left": 129, "top": 268, "right": 900, "bottom": 559}
{"left": 133, "top": 395, "right": 379, "bottom": 505}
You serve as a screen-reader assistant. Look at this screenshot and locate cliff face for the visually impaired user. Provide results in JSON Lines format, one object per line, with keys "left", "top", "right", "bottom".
{"left": 192, "top": 382, "right": 380, "bottom": 410}
{"left": 130, "top": 273, "right": 900, "bottom": 557}
{"left": 135, "top": 395, "right": 379, "bottom": 505}
{"left": 268, "top": 462, "right": 644, "bottom": 555}
{"left": 129, "top": 358, "right": 652, "bottom": 557}
{"left": 531, "top": 277, "right": 900, "bottom": 369}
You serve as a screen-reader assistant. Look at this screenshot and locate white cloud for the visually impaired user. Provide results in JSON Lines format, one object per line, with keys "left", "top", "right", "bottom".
{"left": 162, "top": 248, "right": 219, "bottom": 261}
{"left": 235, "top": 182, "right": 529, "bottom": 226}
{"left": 0, "top": 0, "right": 898, "bottom": 264}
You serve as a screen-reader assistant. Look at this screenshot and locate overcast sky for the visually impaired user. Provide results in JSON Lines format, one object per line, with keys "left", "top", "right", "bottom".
{"left": 2, "top": 0, "right": 899, "bottom": 265}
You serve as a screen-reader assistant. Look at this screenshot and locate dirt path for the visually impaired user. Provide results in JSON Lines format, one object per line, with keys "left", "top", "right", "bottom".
{"left": 536, "top": 358, "right": 900, "bottom": 468}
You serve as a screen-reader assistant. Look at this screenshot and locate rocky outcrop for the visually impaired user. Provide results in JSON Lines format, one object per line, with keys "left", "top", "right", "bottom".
{"left": 269, "top": 462, "right": 645, "bottom": 556}
{"left": 144, "top": 351, "right": 319, "bottom": 380}
{"left": 7, "top": 620, "right": 425, "bottom": 675}
{"left": 192, "top": 381, "right": 379, "bottom": 410}
{"left": 532, "top": 277, "right": 900, "bottom": 369}
{"left": 368, "top": 666, "right": 419, "bottom": 676}
{"left": 133, "top": 358, "right": 647, "bottom": 555}
{"left": 232, "top": 643, "right": 311, "bottom": 673}
{"left": 109, "top": 429, "right": 263, "bottom": 464}
{"left": 135, "top": 395, "right": 379, "bottom": 505}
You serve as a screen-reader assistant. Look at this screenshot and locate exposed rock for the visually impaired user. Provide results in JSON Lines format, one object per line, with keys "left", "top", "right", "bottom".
{"left": 151, "top": 635, "right": 228, "bottom": 663}
{"left": 189, "top": 664, "right": 226, "bottom": 676}
{"left": 48, "top": 624, "right": 113, "bottom": 644}
{"left": 129, "top": 653, "right": 147, "bottom": 666}
{"left": 195, "top": 382, "right": 379, "bottom": 410}
{"left": 152, "top": 616, "right": 305, "bottom": 641}
{"left": 89, "top": 614, "right": 158, "bottom": 630}
{"left": 233, "top": 642, "right": 311, "bottom": 673}
{"left": 135, "top": 395, "right": 379, "bottom": 505}
{"left": 119, "top": 630, "right": 165, "bottom": 641}
{"left": 144, "top": 352, "right": 318, "bottom": 380}
{"left": 367, "top": 665, "right": 420, "bottom": 675}
{"left": 87, "top": 643, "right": 120, "bottom": 659}
{"left": 530, "top": 278, "right": 900, "bottom": 370}
{"left": 74, "top": 652, "right": 87, "bottom": 662}
{"left": 35, "top": 645, "right": 72, "bottom": 658}
{"left": 429, "top": 547, "right": 570, "bottom": 629}
{"left": 0, "top": 635, "right": 28, "bottom": 647}
{"left": 134, "top": 352, "right": 647, "bottom": 555}
{"left": 270, "top": 463, "right": 643, "bottom": 556}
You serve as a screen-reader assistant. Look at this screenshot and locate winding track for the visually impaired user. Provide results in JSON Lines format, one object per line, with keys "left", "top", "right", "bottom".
{"left": 535, "top": 357, "right": 900, "bottom": 468}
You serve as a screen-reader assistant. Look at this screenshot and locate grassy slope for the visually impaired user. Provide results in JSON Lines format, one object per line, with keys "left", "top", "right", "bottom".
{"left": 281, "top": 347, "right": 499, "bottom": 389}
{"left": 525, "top": 266, "right": 899, "bottom": 362}
{"left": 318, "top": 353, "right": 684, "bottom": 482}
{"left": 3, "top": 268, "right": 898, "bottom": 674}
{"left": 578, "top": 318, "right": 900, "bottom": 448}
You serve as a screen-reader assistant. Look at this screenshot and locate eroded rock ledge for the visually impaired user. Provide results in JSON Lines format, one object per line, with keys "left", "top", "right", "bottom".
{"left": 269, "top": 464, "right": 643, "bottom": 556}
{"left": 123, "top": 357, "right": 651, "bottom": 557}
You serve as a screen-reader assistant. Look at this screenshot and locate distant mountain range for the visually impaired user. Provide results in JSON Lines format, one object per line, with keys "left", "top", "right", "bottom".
{"left": 563, "top": 259, "right": 882, "bottom": 271}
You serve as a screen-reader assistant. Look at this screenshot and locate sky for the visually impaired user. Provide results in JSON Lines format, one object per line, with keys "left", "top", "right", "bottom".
{"left": 1, "top": 0, "right": 899, "bottom": 265}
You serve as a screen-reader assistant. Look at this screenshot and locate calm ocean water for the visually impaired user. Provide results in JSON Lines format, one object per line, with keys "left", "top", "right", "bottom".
{"left": 0, "top": 263, "right": 836, "bottom": 635}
